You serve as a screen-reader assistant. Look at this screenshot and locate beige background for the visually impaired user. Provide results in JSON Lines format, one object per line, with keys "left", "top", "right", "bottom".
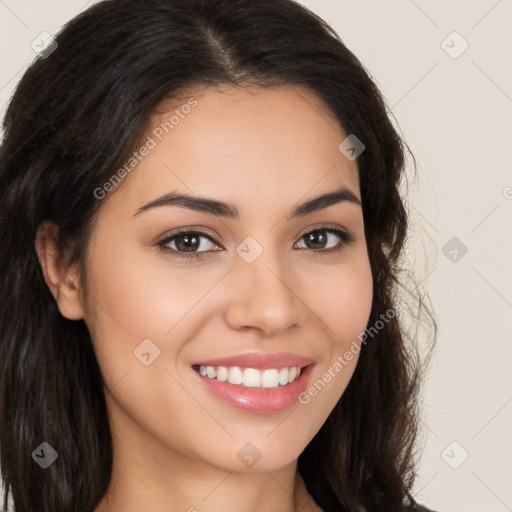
{"left": 1, "top": 1, "right": 511, "bottom": 511}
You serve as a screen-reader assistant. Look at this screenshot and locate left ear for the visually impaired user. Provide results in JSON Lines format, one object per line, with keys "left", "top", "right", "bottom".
{"left": 35, "top": 221, "right": 85, "bottom": 320}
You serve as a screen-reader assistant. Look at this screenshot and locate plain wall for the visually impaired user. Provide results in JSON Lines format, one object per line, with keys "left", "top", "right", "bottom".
{"left": 1, "top": 1, "right": 511, "bottom": 511}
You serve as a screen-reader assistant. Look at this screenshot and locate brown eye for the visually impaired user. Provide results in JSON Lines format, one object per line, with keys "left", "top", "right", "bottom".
{"left": 157, "top": 230, "right": 222, "bottom": 259}
{"left": 295, "top": 227, "right": 353, "bottom": 254}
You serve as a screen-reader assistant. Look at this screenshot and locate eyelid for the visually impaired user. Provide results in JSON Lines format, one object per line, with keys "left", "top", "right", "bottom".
{"left": 157, "top": 226, "right": 223, "bottom": 247}
{"left": 296, "top": 222, "right": 351, "bottom": 239}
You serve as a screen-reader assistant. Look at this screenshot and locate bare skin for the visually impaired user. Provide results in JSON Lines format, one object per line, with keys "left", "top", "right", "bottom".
{"left": 36, "top": 84, "right": 373, "bottom": 512}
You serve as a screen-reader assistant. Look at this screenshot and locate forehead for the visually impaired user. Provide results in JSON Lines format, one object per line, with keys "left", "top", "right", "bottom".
{"left": 99, "top": 85, "right": 360, "bottom": 220}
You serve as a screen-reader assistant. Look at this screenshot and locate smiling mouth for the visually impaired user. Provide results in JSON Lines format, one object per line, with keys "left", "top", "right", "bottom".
{"left": 192, "top": 364, "right": 306, "bottom": 388}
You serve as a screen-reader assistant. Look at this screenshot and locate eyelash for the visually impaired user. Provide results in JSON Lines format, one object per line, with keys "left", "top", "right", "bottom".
{"left": 156, "top": 225, "right": 354, "bottom": 260}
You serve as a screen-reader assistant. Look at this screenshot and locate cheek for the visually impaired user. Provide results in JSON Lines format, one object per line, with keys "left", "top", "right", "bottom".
{"left": 82, "top": 233, "right": 175, "bottom": 385}
{"left": 309, "top": 250, "right": 374, "bottom": 351}
{"left": 297, "top": 251, "right": 373, "bottom": 416}
{"left": 334, "top": 260, "right": 373, "bottom": 349}
{"left": 332, "top": 255, "right": 373, "bottom": 380}
{"left": 85, "top": 238, "right": 214, "bottom": 344}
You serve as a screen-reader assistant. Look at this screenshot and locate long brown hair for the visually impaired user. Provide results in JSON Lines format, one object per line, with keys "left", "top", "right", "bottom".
{"left": 0, "top": 1, "right": 435, "bottom": 510}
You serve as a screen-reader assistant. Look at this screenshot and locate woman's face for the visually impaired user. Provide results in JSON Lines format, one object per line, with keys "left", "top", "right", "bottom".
{"left": 81, "top": 85, "right": 373, "bottom": 473}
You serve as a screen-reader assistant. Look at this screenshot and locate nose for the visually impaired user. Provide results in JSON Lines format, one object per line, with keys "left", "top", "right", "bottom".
{"left": 223, "top": 244, "right": 308, "bottom": 338}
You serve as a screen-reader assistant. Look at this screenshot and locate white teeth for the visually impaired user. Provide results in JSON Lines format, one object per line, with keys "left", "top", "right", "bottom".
{"left": 216, "top": 366, "right": 228, "bottom": 382}
{"left": 228, "top": 366, "right": 243, "bottom": 385}
{"left": 261, "top": 369, "right": 279, "bottom": 388}
{"left": 243, "top": 368, "right": 261, "bottom": 387}
{"left": 197, "top": 365, "right": 302, "bottom": 388}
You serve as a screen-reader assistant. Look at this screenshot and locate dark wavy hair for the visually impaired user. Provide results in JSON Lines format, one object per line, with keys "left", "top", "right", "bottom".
{"left": 0, "top": 0, "right": 436, "bottom": 511}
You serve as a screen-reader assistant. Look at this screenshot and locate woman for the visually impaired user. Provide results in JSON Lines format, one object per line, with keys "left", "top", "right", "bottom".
{"left": 0, "top": 0, "right": 437, "bottom": 511}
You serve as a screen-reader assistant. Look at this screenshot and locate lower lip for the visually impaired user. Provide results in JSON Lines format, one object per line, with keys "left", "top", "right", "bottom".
{"left": 193, "top": 364, "right": 315, "bottom": 414}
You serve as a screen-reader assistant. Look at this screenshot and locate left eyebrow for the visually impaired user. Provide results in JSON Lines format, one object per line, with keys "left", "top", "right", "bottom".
{"left": 286, "top": 187, "right": 361, "bottom": 220}
{"left": 134, "top": 186, "right": 361, "bottom": 219}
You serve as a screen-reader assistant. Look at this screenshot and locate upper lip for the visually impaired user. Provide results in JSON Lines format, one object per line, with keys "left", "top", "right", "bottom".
{"left": 192, "top": 352, "right": 315, "bottom": 370}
